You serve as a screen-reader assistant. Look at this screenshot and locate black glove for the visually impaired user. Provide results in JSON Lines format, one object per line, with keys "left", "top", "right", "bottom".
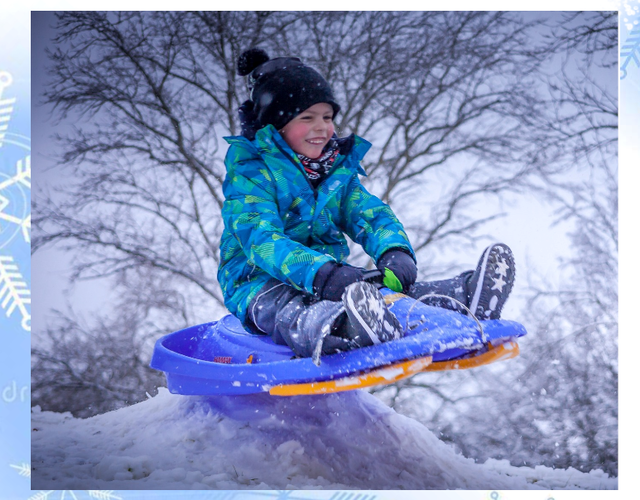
{"left": 376, "top": 249, "right": 417, "bottom": 293}
{"left": 313, "top": 262, "right": 365, "bottom": 301}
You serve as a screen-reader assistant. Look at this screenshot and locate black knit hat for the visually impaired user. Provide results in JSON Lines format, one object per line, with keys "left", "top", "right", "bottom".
{"left": 237, "top": 48, "right": 341, "bottom": 140}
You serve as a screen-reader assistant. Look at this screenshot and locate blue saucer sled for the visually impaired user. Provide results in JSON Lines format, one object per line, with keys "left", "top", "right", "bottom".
{"left": 150, "top": 288, "right": 526, "bottom": 396}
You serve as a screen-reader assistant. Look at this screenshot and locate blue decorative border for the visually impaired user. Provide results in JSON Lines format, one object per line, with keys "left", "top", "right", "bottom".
{"left": 1, "top": 7, "right": 32, "bottom": 500}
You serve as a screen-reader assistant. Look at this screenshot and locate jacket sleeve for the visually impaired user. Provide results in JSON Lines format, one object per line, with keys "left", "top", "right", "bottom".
{"left": 340, "top": 176, "right": 415, "bottom": 263}
{"left": 221, "top": 158, "right": 334, "bottom": 293}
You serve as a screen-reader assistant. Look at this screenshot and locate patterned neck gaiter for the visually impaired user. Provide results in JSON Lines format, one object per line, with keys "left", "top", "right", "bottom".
{"left": 296, "top": 140, "right": 340, "bottom": 185}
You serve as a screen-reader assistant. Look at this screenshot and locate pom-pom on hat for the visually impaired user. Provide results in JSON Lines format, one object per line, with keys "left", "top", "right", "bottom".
{"left": 236, "top": 48, "right": 340, "bottom": 139}
{"left": 237, "top": 48, "right": 270, "bottom": 76}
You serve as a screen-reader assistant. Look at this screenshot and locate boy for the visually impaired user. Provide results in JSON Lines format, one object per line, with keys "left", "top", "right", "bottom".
{"left": 218, "top": 48, "right": 515, "bottom": 360}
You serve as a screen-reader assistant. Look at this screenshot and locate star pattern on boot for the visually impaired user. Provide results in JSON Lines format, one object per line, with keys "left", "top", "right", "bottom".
{"left": 491, "top": 274, "right": 507, "bottom": 292}
{"left": 495, "top": 257, "right": 510, "bottom": 277}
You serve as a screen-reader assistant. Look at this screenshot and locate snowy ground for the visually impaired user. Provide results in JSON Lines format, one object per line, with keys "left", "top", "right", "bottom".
{"left": 31, "top": 388, "right": 617, "bottom": 490}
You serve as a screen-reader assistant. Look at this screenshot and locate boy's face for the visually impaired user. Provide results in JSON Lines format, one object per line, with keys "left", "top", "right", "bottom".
{"left": 280, "top": 102, "right": 335, "bottom": 159}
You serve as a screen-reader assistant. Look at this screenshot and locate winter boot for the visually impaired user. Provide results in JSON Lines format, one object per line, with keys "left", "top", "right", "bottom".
{"left": 341, "top": 281, "right": 404, "bottom": 348}
{"left": 249, "top": 279, "right": 355, "bottom": 359}
{"left": 467, "top": 243, "right": 515, "bottom": 320}
{"left": 281, "top": 296, "right": 351, "bottom": 359}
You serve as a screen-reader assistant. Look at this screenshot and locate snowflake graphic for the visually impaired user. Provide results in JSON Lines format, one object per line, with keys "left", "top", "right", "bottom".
{"left": 0, "top": 71, "right": 30, "bottom": 248}
{"left": 622, "top": 25, "right": 640, "bottom": 80}
{"left": 0, "top": 69, "right": 30, "bottom": 332}
{"left": 0, "top": 255, "right": 30, "bottom": 331}
{"left": 327, "top": 494, "right": 376, "bottom": 500}
{"left": 0, "top": 72, "right": 15, "bottom": 146}
{"left": 0, "top": 154, "right": 30, "bottom": 246}
{"left": 10, "top": 462, "right": 31, "bottom": 477}
{"left": 616, "top": 1, "right": 640, "bottom": 80}
{"left": 27, "top": 491, "right": 122, "bottom": 500}
{"left": 231, "top": 493, "right": 376, "bottom": 500}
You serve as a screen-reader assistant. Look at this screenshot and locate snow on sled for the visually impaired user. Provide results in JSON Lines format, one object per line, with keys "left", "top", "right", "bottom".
{"left": 150, "top": 287, "right": 527, "bottom": 396}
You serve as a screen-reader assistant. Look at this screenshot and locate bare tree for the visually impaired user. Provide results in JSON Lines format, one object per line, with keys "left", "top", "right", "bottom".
{"left": 287, "top": 12, "right": 553, "bottom": 272}
{"left": 371, "top": 11, "right": 618, "bottom": 476}
{"left": 32, "top": 11, "right": 608, "bottom": 432}
{"left": 35, "top": 12, "right": 552, "bottom": 289}
{"left": 512, "top": 14, "right": 618, "bottom": 472}
{"left": 32, "top": 308, "right": 167, "bottom": 418}
{"left": 34, "top": 12, "right": 304, "bottom": 304}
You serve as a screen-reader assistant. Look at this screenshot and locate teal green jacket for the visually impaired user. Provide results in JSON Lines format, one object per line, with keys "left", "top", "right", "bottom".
{"left": 218, "top": 125, "right": 414, "bottom": 329}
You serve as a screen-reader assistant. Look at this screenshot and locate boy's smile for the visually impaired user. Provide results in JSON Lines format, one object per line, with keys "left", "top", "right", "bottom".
{"left": 280, "top": 103, "right": 335, "bottom": 159}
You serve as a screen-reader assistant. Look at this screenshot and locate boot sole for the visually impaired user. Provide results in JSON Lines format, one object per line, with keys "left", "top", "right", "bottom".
{"left": 344, "top": 285, "right": 382, "bottom": 345}
{"left": 468, "top": 246, "right": 493, "bottom": 315}
{"left": 468, "top": 244, "right": 515, "bottom": 320}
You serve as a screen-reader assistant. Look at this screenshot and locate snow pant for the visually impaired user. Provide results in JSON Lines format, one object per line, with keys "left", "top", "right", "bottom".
{"left": 247, "top": 279, "right": 351, "bottom": 358}
{"left": 247, "top": 271, "right": 473, "bottom": 358}
{"left": 407, "top": 270, "right": 473, "bottom": 314}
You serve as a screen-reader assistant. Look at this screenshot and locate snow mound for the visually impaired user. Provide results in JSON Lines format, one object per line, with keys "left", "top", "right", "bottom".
{"left": 31, "top": 388, "right": 617, "bottom": 490}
